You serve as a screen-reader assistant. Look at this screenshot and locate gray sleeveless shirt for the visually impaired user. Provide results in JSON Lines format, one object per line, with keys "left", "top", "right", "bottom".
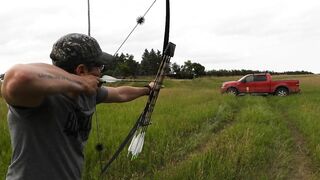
{"left": 6, "top": 88, "right": 107, "bottom": 180}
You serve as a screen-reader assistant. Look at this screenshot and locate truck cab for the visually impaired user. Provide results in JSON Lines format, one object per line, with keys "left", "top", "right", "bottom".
{"left": 237, "top": 74, "right": 271, "bottom": 93}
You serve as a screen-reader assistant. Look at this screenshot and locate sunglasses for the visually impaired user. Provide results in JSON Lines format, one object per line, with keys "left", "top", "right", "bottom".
{"left": 85, "top": 63, "right": 105, "bottom": 71}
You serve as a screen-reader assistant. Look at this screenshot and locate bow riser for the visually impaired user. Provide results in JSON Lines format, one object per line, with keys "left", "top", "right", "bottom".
{"left": 140, "top": 55, "right": 174, "bottom": 125}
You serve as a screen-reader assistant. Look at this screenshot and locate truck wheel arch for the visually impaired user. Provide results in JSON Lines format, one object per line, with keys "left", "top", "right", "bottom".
{"left": 274, "top": 86, "right": 289, "bottom": 96}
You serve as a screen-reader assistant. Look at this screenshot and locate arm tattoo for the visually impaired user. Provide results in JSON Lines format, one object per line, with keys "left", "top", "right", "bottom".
{"left": 38, "top": 73, "right": 76, "bottom": 83}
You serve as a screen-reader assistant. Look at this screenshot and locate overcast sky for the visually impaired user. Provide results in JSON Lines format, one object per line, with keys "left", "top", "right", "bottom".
{"left": 1, "top": 0, "right": 320, "bottom": 74}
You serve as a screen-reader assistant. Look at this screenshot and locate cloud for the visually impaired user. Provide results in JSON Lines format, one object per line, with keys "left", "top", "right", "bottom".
{"left": 1, "top": 0, "right": 320, "bottom": 74}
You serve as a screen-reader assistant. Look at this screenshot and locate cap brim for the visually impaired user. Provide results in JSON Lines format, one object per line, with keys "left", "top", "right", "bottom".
{"left": 95, "top": 52, "right": 114, "bottom": 65}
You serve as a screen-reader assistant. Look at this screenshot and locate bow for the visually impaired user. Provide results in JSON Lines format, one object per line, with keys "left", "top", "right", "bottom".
{"left": 98, "top": 0, "right": 176, "bottom": 176}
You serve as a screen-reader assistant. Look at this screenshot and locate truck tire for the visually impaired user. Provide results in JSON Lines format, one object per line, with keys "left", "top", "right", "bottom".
{"left": 275, "top": 87, "right": 288, "bottom": 96}
{"left": 227, "top": 87, "right": 238, "bottom": 96}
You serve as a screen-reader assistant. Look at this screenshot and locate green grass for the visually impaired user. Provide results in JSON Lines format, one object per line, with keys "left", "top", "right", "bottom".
{"left": 0, "top": 94, "right": 11, "bottom": 178}
{"left": 1, "top": 75, "right": 320, "bottom": 179}
{"left": 154, "top": 96, "right": 293, "bottom": 180}
{"left": 268, "top": 75, "right": 320, "bottom": 174}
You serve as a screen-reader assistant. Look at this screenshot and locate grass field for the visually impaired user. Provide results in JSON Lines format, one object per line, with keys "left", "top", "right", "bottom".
{"left": 1, "top": 75, "right": 320, "bottom": 179}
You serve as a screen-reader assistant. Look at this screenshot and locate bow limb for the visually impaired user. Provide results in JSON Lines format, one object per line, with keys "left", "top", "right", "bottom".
{"left": 162, "top": 0, "right": 170, "bottom": 54}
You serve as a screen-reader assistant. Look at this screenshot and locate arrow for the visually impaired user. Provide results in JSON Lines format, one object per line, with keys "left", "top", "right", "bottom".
{"left": 99, "top": 75, "right": 149, "bottom": 83}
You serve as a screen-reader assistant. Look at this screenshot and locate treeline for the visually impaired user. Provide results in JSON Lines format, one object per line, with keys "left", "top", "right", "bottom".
{"left": 206, "top": 69, "right": 314, "bottom": 77}
{"left": 104, "top": 49, "right": 163, "bottom": 78}
{"left": 104, "top": 48, "right": 207, "bottom": 79}
{"left": 104, "top": 48, "right": 313, "bottom": 79}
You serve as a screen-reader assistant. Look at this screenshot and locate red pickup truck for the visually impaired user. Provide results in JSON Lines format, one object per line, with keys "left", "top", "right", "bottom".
{"left": 220, "top": 73, "right": 300, "bottom": 96}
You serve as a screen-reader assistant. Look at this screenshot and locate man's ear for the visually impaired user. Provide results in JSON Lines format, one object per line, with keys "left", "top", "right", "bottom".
{"left": 74, "top": 64, "right": 88, "bottom": 75}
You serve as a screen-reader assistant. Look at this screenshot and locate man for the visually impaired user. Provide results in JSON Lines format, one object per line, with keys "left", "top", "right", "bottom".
{"left": 1, "top": 33, "right": 154, "bottom": 179}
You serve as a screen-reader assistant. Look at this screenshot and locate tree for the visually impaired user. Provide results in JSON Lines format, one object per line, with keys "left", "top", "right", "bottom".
{"left": 168, "top": 60, "right": 205, "bottom": 79}
{"left": 140, "top": 49, "right": 162, "bottom": 75}
{"left": 112, "top": 53, "right": 139, "bottom": 78}
{"left": 180, "top": 60, "right": 194, "bottom": 79}
{"left": 170, "top": 62, "right": 181, "bottom": 75}
{"left": 192, "top": 62, "right": 206, "bottom": 77}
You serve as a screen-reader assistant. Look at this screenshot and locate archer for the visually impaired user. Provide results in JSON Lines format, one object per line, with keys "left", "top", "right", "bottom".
{"left": 1, "top": 33, "right": 154, "bottom": 180}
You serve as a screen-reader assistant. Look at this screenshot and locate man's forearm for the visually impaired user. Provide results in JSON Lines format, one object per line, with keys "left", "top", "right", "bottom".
{"left": 2, "top": 63, "right": 88, "bottom": 107}
{"left": 104, "top": 86, "right": 150, "bottom": 103}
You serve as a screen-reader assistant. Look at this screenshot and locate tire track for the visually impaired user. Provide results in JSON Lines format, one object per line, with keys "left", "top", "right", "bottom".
{"left": 151, "top": 104, "right": 237, "bottom": 176}
{"left": 283, "top": 112, "right": 315, "bottom": 180}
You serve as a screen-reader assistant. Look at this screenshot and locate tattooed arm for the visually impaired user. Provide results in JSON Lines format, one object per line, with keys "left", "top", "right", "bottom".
{"left": 1, "top": 63, "right": 99, "bottom": 107}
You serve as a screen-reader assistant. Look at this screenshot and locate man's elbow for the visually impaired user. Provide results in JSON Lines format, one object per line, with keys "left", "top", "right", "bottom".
{"left": 2, "top": 66, "right": 33, "bottom": 100}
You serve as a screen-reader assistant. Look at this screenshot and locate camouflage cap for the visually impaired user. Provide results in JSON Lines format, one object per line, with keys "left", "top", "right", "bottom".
{"left": 50, "top": 33, "right": 114, "bottom": 69}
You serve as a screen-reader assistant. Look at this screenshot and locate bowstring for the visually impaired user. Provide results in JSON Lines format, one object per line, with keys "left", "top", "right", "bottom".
{"left": 87, "top": 0, "right": 91, "bottom": 36}
{"left": 94, "top": 107, "right": 104, "bottom": 174}
{"left": 113, "top": 0, "right": 157, "bottom": 56}
{"left": 87, "top": 0, "right": 104, "bottom": 175}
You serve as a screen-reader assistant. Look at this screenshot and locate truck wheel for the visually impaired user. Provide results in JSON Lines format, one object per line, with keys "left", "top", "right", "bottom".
{"left": 275, "top": 87, "right": 288, "bottom": 96}
{"left": 227, "top": 87, "right": 238, "bottom": 96}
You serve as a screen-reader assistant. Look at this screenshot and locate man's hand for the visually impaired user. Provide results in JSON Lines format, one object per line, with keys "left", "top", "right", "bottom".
{"left": 144, "top": 81, "right": 163, "bottom": 95}
{"left": 78, "top": 75, "right": 101, "bottom": 95}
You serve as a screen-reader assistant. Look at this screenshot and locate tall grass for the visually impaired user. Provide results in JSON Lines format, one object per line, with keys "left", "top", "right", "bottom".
{"left": 154, "top": 96, "right": 292, "bottom": 180}
{"left": 268, "top": 75, "right": 320, "bottom": 175}
{"left": 1, "top": 75, "right": 320, "bottom": 179}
